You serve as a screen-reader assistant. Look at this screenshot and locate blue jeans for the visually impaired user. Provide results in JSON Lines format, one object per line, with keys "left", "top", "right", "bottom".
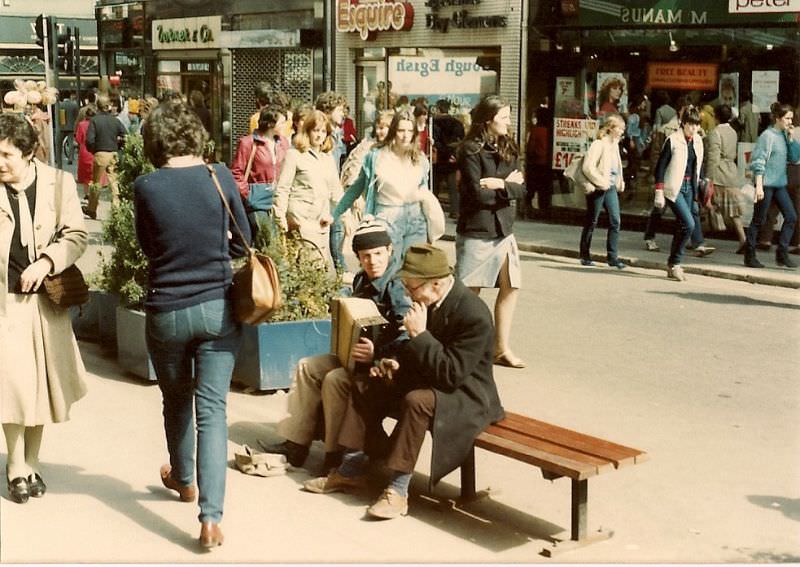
{"left": 665, "top": 180, "right": 700, "bottom": 266}
{"left": 579, "top": 188, "right": 621, "bottom": 262}
{"left": 329, "top": 217, "right": 346, "bottom": 271}
{"left": 146, "top": 298, "right": 242, "bottom": 524}
{"left": 376, "top": 201, "right": 429, "bottom": 267}
{"left": 644, "top": 204, "right": 704, "bottom": 247}
{"left": 746, "top": 185, "right": 798, "bottom": 255}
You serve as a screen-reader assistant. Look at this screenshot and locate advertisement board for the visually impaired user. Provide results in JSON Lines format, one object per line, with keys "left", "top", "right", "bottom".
{"left": 552, "top": 117, "right": 598, "bottom": 170}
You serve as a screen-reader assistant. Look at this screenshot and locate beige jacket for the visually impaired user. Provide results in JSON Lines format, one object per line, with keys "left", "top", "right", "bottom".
{"left": 582, "top": 136, "right": 625, "bottom": 192}
{"left": 0, "top": 159, "right": 88, "bottom": 316}
{"left": 273, "top": 148, "right": 342, "bottom": 230}
{"left": 705, "top": 123, "right": 739, "bottom": 187}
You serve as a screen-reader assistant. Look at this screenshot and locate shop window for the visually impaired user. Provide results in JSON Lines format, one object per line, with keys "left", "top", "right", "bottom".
{"left": 158, "top": 60, "right": 180, "bottom": 73}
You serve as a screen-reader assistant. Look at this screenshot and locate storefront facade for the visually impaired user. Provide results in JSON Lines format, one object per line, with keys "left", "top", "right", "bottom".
{"left": 334, "top": 0, "right": 528, "bottom": 142}
{"left": 528, "top": 0, "right": 800, "bottom": 214}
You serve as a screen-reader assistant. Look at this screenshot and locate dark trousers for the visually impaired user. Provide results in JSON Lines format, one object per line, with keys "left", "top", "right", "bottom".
{"left": 757, "top": 181, "right": 800, "bottom": 247}
{"left": 747, "top": 186, "right": 798, "bottom": 255}
{"left": 337, "top": 382, "right": 435, "bottom": 474}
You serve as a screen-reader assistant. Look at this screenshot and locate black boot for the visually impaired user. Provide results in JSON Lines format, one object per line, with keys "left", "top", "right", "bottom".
{"left": 744, "top": 248, "right": 764, "bottom": 268}
{"left": 776, "top": 249, "right": 798, "bottom": 268}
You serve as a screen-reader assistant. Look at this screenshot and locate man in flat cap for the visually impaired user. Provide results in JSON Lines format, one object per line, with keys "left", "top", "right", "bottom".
{"left": 304, "top": 244, "right": 504, "bottom": 520}
{"left": 261, "top": 219, "right": 411, "bottom": 472}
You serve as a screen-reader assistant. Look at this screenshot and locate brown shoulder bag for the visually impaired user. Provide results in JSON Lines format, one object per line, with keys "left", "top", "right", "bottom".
{"left": 207, "top": 165, "right": 282, "bottom": 324}
{"left": 42, "top": 172, "right": 90, "bottom": 308}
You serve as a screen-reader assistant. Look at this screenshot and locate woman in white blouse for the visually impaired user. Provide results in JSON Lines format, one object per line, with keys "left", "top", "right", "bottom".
{"left": 332, "top": 109, "right": 430, "bottom": 266}
{"left": 274, "top": 110, "right": 342, "bottom": 271}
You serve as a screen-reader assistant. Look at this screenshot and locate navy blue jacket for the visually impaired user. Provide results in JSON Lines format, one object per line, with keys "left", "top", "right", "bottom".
{"left": 134, "top": 163, "right": 250, "bottom": 312}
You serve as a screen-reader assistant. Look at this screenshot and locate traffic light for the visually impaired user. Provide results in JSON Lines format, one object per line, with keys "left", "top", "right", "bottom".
{"left": 34, "top": 14, "right": 46, "bottom": 47}
{"left": 56, "top": 26, "right": 74, "bottom": 75}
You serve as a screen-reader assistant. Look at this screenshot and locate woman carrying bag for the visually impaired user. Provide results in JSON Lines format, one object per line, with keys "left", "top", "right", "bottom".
{"left": 578, "top": 114, "right": 627, "bottom": 269}
{"left": 134, "top": 100, "right": 251, "bottom": 549}
{"left": 1, "top": 113, "right": 88, "bottom": 504}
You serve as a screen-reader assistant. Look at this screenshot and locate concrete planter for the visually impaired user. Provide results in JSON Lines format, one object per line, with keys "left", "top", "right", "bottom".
{"left": 232, "top": 319, "right": 331, "bottom": 392}
{"left": 71, "top": 291, "right": 119, "bottom": 350}
{"left": 115, "top": 306, "right": 157, "bottom": 381}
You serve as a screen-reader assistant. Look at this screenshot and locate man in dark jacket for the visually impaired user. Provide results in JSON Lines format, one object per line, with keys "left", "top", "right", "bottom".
{"left": 84, "top": 93, "right": 127, "bottom": 219}
{"left": 432, "top": 98, "right": 465, "bottom": 217}
{"left": 261, "top": 220, "right": 411, "bottom": 472}
{"left": 304, "top": 244, "right": 504, "bottom": 520}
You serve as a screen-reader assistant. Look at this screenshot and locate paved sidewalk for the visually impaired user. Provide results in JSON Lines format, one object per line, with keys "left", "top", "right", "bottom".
{"left": 442, "top": 217, "right": 800, "bottom": 290}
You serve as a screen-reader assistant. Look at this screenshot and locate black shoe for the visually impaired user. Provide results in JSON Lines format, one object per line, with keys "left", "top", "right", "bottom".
{"left": 257, "top": 439, "right": 309, "bottom": 467}
{"left": 27, "top": 473, "right": 46, "bottom": 498}
{"left": 8, "top": 476, "right": 29, "bottom": 504}
{"left": 756, "top": 242, "right": 772, "bottom": 251}
{"left": 744, "top": 255, "right": 765, "bottom": 269}
{"left": 81, "top": 205, "right": 96, "bottom": 220}
{"left": 776, "top": 253, "right": 798, "bottom": 269}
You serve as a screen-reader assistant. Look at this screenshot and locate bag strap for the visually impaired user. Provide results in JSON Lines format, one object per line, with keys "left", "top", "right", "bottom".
{"left": 206, "top": 164, "right": 253, "bottom": 256}
{"left": 243, "top": 139, "right": 258, "bottom": 183}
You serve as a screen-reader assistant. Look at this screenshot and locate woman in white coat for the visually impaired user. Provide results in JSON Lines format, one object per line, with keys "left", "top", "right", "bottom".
{"left": 578, "top": 114, "right": 626, "bottom": 268}
{"left": 0, "top": 113, "right": 88, "bottom": 504}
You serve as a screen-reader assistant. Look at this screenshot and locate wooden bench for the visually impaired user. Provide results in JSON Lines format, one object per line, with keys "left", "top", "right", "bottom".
{"left": 459, "top": 411, "right": 648, "bottom": 556}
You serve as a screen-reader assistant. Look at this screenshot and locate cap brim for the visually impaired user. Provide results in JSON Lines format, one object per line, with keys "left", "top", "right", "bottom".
{"left": 396, "top": 266, "right": 453, "bottom": 280}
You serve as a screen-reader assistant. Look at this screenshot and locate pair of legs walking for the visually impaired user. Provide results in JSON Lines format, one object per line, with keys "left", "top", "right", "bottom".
{"left": 745, "top": 185, "right": 798, "bottom": 268}
{"left": 3, "top": 424, "right": 46, "bottom": 502}
{"left": 579, "top": 188, "right": 625, "bottom": 268}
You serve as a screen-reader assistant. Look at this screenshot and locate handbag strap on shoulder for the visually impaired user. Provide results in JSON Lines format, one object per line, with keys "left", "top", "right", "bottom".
{"left": 206, "top": 164, "right": 253, "bottom": 257}
{"left": 243, "top": 139, "right": 258, "bottom": 183}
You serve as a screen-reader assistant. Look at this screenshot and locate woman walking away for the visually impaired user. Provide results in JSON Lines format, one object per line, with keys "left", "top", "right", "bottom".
{"left": 135, "top": 100, "right": 251, "bottom": 549}
{"left": 1, "top": 113, "right": 88, "bottom": 504}
{"left": 653, "top": 106, "right": 706, "bottom": 281}
{"left": 273, "top": 109, "right": 341, "bottom": 272}
{"left": 333, "top": 108, "right": 431, "bottom": 267}
{"left": 455, "top": 95, "right": 527, "bottom": 368}
{"left": 73, "top": 104, "right": 97, "bottom": 203}
{"left": 744, "top": 102, "right": 799, "bottom": 269}
{"left": 578, "top": 114, "right": 626, "bottom": 269}
{"left": 705, "top": 105, "right": 746, "bottom": 253}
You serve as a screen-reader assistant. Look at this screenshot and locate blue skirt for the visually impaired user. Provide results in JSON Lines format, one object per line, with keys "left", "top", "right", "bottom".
{"left": 455, "top": 234, "right": 521, "bottom": 289}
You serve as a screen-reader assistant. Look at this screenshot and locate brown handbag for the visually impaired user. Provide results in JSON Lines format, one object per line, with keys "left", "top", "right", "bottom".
{"left": 207, "top": 165, "right": 282, "bottom": 324}
{"left": 43, "top": 172, "right": 89, "bottom": 307}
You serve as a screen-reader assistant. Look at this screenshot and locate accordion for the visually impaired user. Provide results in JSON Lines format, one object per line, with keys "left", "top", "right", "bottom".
{"left": 330, "top": 297, "right": 389, "bottom": 374}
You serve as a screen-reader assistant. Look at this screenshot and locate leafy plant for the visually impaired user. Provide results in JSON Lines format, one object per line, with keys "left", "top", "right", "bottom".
{"left": 256, "top": 218, "right": 341, "bottom": 322}
{"left": 97, "top": 134, "right": 153, "bottom": 309}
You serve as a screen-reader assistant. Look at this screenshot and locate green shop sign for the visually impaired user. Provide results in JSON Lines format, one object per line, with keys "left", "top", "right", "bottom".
{"left": 579, "top": 0, "right": 798, "bottom": 26}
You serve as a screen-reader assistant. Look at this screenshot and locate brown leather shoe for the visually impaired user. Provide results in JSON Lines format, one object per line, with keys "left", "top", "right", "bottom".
{"left": 199, "top": 522, "right": 224, "bottom": 549}
{"left": 160, "top": 464, "right": 196, "bottom": 502}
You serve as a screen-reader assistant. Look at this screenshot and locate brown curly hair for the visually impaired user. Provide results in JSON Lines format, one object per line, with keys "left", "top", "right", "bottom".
{"left": 142, "top": 100, "right": 209, "bottom": 167}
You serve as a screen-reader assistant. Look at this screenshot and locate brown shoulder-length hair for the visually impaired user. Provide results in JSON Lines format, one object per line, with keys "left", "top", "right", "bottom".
{"left": 293, "top": 109, "right": 333, "bottom": 153}
{"left": 461, "top": 95, "right": 518, "bottom": 162}
{"left": 375, "top": 109, "right": 423, "bottom": 165}
{"left": 142, "top": 100, "right": 209, "bottom": 168}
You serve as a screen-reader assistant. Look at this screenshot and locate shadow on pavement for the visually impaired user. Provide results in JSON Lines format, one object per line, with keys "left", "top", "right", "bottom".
{"left": 1, "top": 458, "right": 206, "bottom": 554}
{"left": 539, "top": 263, "right": 656, "bottom": 279}
{"left": 747, "top": 494, "right": 800, "bottom": 522}
{"left": 649, "top": 291, "right": 800, "bottom": 310}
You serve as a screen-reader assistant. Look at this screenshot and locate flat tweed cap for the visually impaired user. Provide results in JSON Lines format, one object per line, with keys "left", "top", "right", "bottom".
{"left": 396, "top": 244, "right": 453, "bottom": 280}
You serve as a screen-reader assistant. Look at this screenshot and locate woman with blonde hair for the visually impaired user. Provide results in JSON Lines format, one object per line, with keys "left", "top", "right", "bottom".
{"left": 1, "top": 112, "right": 88, "bottom": 504}
{"left": 274, "top": 109, "right": 341, "bottom": 270}
{"left": 332, "top": 108, "right": 430, "bottom": 266}
{"left": 579, "top": 113, "right": 626, "bottom": 268}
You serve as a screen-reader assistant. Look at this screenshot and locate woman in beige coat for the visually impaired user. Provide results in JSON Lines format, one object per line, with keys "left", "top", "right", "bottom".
{"left": 579, "top": 114, "right": 626, "bottom": 268}
{"left": 705, "top": 105, "right": 746, "bottom": 252}
{"left": 0, "top": 113, "right": 88, "bottom": 504}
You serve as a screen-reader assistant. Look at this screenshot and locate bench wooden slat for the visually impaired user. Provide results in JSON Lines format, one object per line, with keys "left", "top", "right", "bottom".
{"left": 475, "top": 432, "right": 602, "bottom": 480}
{"left": 493, "top": 412, "right": 645, "bottom": 467}
{"left": 477, "top": 423, "right": 616, "bottom": 473}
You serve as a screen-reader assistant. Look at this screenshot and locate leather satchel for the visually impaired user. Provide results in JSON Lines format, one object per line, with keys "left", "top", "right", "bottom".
{"left": 207, "top": 165, "right": 283, "bottom": 325}
{"left": 43, "top": 171, "right": 89, "bottom": 307}
{"left": 563, "top": 155, "right": 597, "bottom": 195}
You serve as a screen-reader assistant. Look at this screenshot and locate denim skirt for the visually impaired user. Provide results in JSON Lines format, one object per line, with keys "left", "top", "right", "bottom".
{"left": 455, "top": 233, "right": 521, "bottom": 289}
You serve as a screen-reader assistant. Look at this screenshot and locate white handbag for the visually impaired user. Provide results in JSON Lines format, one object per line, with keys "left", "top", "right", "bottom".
{"left": 420, "top": 189, "right": 446, "bottom": 243}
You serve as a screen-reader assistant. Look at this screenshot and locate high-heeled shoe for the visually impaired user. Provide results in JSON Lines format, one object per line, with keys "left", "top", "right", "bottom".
{"left": 199, "top": 522, "right": 224, "bottom": 549}
{"left": 28, "top": 473, "right": 46, "bottom": 498}
{"left": 160, "top": 464, "right": 197, "bottom": 502}
{"left": 8, "top": 476, "right": 30, "bottom": 504}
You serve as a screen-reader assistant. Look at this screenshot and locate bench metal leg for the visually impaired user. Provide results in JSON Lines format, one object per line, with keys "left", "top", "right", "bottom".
{"left": 571, "top": 479, "right": 588, "bottom": 541}
{"left": 460, "top": 446, "right": 476, "bottom": 500}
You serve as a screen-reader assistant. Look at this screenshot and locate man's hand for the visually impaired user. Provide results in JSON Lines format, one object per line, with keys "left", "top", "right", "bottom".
{"left": 654, "top": 191, "right": 665, "bottom": 209}
{"left": 19, "top": 257, "right": 53, "bottom": 294}
{"left": 369, "top": 358, "right": 399, "bottom": 382}
{"left": 403, "top": 301, "right": 427, "bottom": 338}
{"left": 350, "top": 337, "right": 374, "bottom": 364}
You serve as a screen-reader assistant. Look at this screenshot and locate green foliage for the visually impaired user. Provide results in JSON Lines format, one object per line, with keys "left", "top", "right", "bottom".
{"left": 97, "top": 134, "right": 153, "bottom": 309}
{"left": 258, "top": 220, "right": 341, "bottom": 322}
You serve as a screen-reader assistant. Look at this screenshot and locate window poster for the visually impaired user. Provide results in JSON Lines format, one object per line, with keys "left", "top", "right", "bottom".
{"left": 552, "top": 117, "right": 598, "bottom": 170}
{"left": 751, "top": 70, "right": 779, "bottom": 112}
{"left": 555, "top": 76, "right": 582, "bottom": 118}
{"left": 718, "top": 72, "right": 739, "bottom": 110}
{"left": 596, "top": 72, "right": 628, "bottom": 117}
